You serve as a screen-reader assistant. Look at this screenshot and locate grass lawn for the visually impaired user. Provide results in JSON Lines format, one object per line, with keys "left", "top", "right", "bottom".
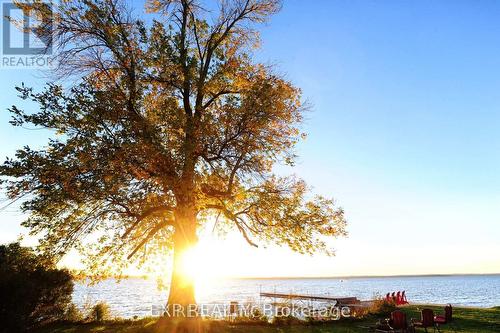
{"left": 34, "top": 305, "right": 500, "bottom": 333}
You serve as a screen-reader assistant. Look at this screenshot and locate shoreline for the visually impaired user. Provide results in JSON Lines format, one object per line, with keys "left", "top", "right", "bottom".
{"left": 401, "top": 303, "right": 500, "bottom": 310}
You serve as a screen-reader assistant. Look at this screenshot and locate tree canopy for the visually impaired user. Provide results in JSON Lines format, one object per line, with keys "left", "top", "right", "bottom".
{"left": 1, "top": 0, "right": 347, "bottom": 306}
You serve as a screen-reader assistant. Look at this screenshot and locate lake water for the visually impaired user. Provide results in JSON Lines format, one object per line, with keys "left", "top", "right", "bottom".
{"left": 73, "top": 274, "right": 500, "bottom": 318}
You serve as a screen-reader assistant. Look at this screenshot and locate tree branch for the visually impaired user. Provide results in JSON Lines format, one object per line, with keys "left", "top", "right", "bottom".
{"left": 121, "top": 205, "right": 174, "bottom": 239}
{"left": 127, "top": 220, "right": 171, "bottom": 260}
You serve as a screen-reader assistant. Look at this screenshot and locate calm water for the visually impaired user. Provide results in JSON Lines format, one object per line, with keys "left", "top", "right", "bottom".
{"left": 73, "top": 275, "right": 500, "bottom": 318}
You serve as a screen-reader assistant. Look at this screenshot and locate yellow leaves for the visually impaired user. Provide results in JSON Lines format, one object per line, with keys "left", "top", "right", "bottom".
{"left": 145, "top": 0, "right": 169, "bottom": 14}
{"left": 222, "top": 175, "right": 346, "bottom": 256}
{"left": 233, "top": 190, "right": 248, "bottom": 202}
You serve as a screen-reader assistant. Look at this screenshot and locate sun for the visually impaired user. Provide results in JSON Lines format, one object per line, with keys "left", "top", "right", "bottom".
{"left": 178, "top": 246, "right": 205, "bottom": 281}
{"left": 177, "top": 232, "right": 270, "bottom": 280}
{"left": 177, "top": 245, "right": 220, "bottom": 299}
{"left": 177, "top": 234, "right": 234, "bottom": 281}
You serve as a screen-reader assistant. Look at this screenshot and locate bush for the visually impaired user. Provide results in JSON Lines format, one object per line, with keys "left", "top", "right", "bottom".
{"left": 368, "top": 297, "right": 397, "bottom": 316}
{"left": 271, "top": 315, "right": 304, "bottom": 326}
{"left": 348, "top": 305, "right": 370, "bottom": 319}
{"left": 90, "top": 302, "right": 112, "bottom": 322}
{"left": 0, "top": 243, "right": 74, "bottom": 332}
{"left": 64, "top": 303, "right": 84, "bottom": 322}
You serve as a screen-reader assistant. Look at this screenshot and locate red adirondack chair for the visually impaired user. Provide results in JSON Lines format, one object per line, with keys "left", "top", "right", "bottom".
{"left": 374, "top": 310, "right": 412, "bottom": 332}
{"left": 411, "top": 308, "right": 436, "bottom": 332}
{"left": 400, "top": 291, "right": 409, "bottom": 304}
{"left": 389, "top": 310, "right": 411, "bottom": 332}
{"left": 434, "top": 304, "right": 455, "bottom": 332}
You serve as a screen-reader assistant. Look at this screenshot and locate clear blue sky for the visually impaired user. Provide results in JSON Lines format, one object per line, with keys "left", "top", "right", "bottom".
{"left": 1, "top": 0, "right": 500, "bottom": 276}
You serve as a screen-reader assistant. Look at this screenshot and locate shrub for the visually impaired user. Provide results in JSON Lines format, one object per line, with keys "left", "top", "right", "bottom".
{"left": 90, "top": 302, "right": 112, "bottom": 322}
{"left": 0, "top": 243, "right": 74, "bottom": 332}
{"left": 368, "top": 297, "right": 397, "bottom": 316}
{"left": 64, "top": 303, "right": 84, "bottom": 322}
{"left": 349, "top": 305, "right": 370, "bottom": 319}
{"left": 271, "top": 315, "right": 304, "bottom": 326}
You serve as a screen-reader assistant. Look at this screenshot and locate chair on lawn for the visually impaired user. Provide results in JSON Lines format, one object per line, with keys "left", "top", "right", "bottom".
{"left": 400, "top": 291, "right": 409, "bottom": 305}
{"left": 411, "top": 308, "right": 437, "bottom": 332}
{"left": 374, "top": 310, "right": 413, "bottom": 333}
{"left": 434, "top": 304, "right": 456, "bottom": 332}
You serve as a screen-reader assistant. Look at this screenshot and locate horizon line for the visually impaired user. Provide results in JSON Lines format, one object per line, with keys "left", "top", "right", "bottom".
{"left": 224, "top": 272, "right": 500, "bottom": 280}
{"left": 91, "top": 272, "right": 500, "bottom": 280}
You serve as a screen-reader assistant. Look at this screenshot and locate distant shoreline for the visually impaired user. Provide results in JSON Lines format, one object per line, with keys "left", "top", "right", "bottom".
{"left": 75, "top": 272, "right": 500, "bottom": 280}
{"left": 227, "top": 273, "right": 500, "bottom": 280}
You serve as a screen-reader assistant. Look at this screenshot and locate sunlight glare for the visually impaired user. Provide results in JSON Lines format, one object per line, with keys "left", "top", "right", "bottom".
{"left": 177, "top": 245, "right": 219, "bottom": 299}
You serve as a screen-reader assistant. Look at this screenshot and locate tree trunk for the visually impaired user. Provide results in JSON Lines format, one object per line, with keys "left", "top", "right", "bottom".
{"left": 166, "top": 207, "right": 198, "bottom": 318}
{"left": 166, "top": 105, "right": 199, "bottom": 319}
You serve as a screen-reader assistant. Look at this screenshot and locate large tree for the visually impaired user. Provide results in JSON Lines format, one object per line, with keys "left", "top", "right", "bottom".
{"left": 1, "top": 0, "right": 346, "bottom": 312}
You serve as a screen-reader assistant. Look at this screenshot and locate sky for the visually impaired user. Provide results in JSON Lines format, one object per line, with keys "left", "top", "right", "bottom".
{"left": 1, "top": 0, "right": 500, "bottom": 278}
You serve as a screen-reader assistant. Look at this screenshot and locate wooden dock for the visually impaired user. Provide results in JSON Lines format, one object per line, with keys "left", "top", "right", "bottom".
{"left": 260, "top": 292, "right": 359, "bottom": 305}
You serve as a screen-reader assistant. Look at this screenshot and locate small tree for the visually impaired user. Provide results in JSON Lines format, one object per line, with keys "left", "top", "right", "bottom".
{"left": 0, "top": 243, "right": 74, "bottom": 332}
{"left": 1, "top": 0, "right": 347, "bottom": 311}
{"left": 89, "top": 302, "right": 112, "bottom": 322}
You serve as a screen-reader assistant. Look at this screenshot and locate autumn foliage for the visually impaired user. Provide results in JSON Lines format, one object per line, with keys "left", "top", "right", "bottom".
{"left": 0, "top": 0, "right": 346, "bottom": 308}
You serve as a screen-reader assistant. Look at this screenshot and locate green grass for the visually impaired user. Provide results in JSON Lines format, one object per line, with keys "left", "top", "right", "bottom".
{"left": 34, "top": 305, "right": 500, "bottom": 333}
